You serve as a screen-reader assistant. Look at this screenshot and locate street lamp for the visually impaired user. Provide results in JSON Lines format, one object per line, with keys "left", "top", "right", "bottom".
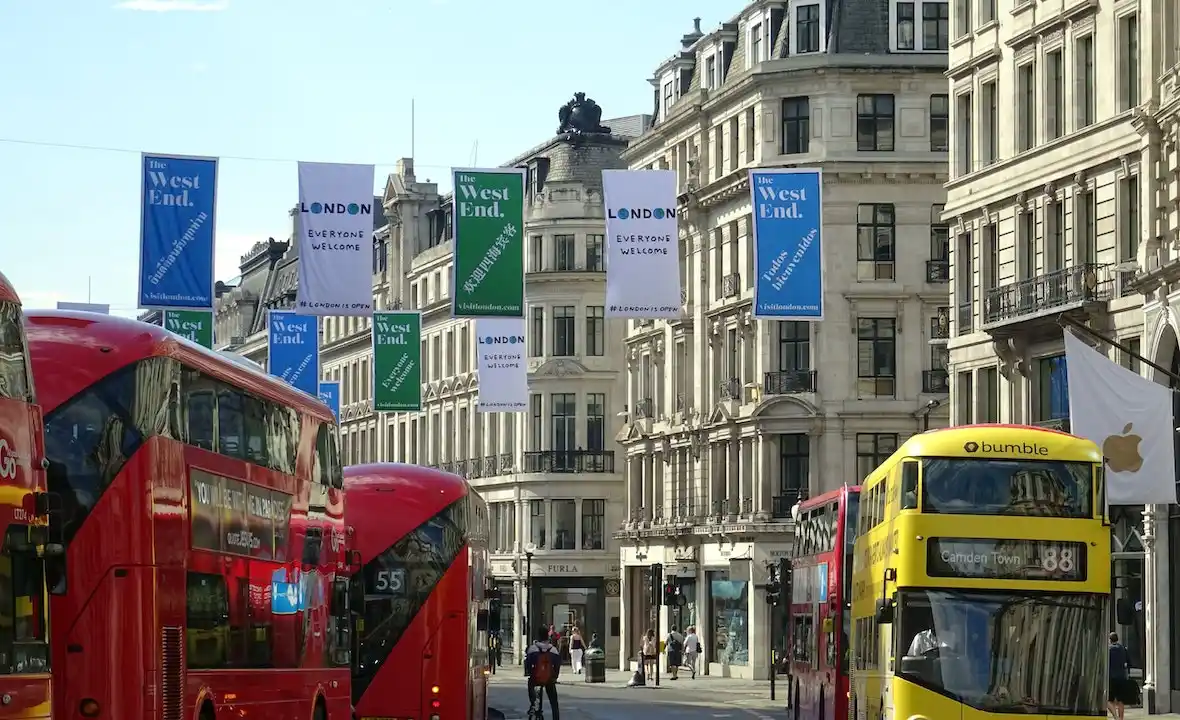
{"left": 524, "top": 543, "right": 536, "bottom": 640}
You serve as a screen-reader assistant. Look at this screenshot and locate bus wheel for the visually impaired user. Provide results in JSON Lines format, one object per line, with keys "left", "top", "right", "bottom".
{"left": 199, "top": 701, "right": 215, "bottom": 720}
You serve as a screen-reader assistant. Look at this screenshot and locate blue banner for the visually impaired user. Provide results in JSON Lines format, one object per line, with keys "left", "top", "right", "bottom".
{"left": 266, "top": 310, "right": 319, "bottom": 396}
{"left": 318, "top": 381, "right": 340, "bottom": 421}
{"left": 138, "top": 154, "right": 218, "bottom": 311}
{"left": 750, "top": 169, "right": 824, "bottom": 320}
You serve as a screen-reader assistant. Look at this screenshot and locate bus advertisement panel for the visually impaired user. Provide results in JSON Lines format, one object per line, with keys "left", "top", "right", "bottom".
{"left": 29, "top": 310, "right": 351, "bottom": 720}
{"left": 346, "top": 463, "right": 490, "bottom": 720}
{"left": 850, "top": 424, "right": 1110, "bottom": 720}
{"left": 0, "top": 272, "right": 53, "bottom": 719}
{"left": 787, "top": 486, "right": 859, "bottom": 720}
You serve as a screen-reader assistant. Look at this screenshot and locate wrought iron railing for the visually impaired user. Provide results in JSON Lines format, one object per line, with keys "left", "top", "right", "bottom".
{"left": 957, "top": 301, "right": 973, "bottom": 335}
{"left": 983, "top": 263, "right": 1113, "bottom": 325}
{"left": 522, "top": 450, "right": 615, "bottom": 474}
{"left": 719, "top": 377, "right": 742, "bottom": 401}
{"left": 763, "top": 370, "right": 817, "bottom": 394}
{"left": 931, "top": 309, "right": 951, "bottom": 340}
{"left": 772, "top": 490, "right": 808, "bottom": 519}
{"left": 926, "top": 259, "right": 950, "bottom": 283}
{"left": 722, "top": 273, "right": 742, "bottom": 298}
{"left": 634, "top": 398, "right": 654, "bottom": 419}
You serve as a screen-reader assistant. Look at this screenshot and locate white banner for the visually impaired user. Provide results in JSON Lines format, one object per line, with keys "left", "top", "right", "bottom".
{"left": 602, "top": 169, "right": 681, "bottom": 319}
{"left": 1064, "top": 330, "right": 1177, "bottom": 505}
{"left": 295, "top": 161, "right": 376, "bottom": 317}
{"left": 475, "top": 317, "right": 528, "bottom": 413}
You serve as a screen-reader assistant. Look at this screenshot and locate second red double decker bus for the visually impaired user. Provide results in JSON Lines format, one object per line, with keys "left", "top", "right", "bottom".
{"left": 29, "top": 310, "right": 352, "bottom": 720}
{"left": 345, "top": 463, "right": 491, "bottom": 720}
{"left": 0, "top": 271, "right": 54, "bottom": 719}
{"left": 786, "top": 485, "right": 859, "bottom": 720}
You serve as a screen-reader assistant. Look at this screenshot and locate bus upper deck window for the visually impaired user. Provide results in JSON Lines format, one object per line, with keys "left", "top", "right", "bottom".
{"left": 900, "top": 461, "right": 919, "bottom": 510}
{"left": 0, "top": 302, "right": 31, "bottom": 402}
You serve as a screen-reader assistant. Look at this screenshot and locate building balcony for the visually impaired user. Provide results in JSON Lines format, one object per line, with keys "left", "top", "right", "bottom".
{"left": 1034, "top": 417, "right": 1071, "bottom": 433}
{"left": 710, "top": 498, "right": 753, "bottom": 517}
{"left": 445, "top": 453, "right": 515, "bottom": 479}
{"left": 718, "top": 377, "right": 742, "bottom": 401}
{"left": 763, "top": 370, "right": 817, "bottom": 394}
{"left": 922, "top": 369, "right": 949, "bottom": 394}
{"left": 522, "top": 450, "right": 616, "bottom": 474}
{"left": 926, "top": 260, "right": 950, "bottom": 283}
{"left": 931, "top": 309, "right": 951, "bottom": 341}
{"left": 722, "top": 273, "right": 741, "bottom": 299}
{"left": 771, "top": 491, "right": 807, "bottom": 519}
{"left": 983, "top": 263, "right": 1114, "bottom": 332}
{"left": 634, "top": 398, "right": 654, "bottom": 419}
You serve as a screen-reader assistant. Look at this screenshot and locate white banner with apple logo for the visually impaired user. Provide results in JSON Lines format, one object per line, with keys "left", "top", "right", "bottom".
{"left": 1064, "top": 330, "right": 1177, "bottom": 505}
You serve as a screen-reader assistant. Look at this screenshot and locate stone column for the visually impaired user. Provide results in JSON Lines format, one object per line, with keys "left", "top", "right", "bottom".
{"left": 1143, "top": 504, "right": 1161, "bottom": 710}
{"left": 727, "top": 435, "right": 741, "bottom": 517}
{"left": 756, "top": 432, "right": 772, "bottom": 520}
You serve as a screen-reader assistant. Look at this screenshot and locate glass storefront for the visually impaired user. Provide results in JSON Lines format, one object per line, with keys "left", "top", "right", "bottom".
{"left": 496, "top": 581, "right": 515, "bottom": 660}
{"left": 627, "top": 566, "right": 657, "bottom": 657}
{"left": 708, "top": 570, "right": 749, "bottom": 666}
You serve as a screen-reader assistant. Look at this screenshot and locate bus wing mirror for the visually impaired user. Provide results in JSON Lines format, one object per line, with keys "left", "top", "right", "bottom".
{"left": 1115, "top": 598, "right": 1134, "bottom": 626}
{"left": 875, "top": 597, "right": 894, "bottom": 624}
{"left": 330, "top": 577, "right": 349, "bottom": 615}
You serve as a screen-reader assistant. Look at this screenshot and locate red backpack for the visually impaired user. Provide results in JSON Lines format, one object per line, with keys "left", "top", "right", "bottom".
{"left": 531, "top": 646, "right": 556, "bottom": 685}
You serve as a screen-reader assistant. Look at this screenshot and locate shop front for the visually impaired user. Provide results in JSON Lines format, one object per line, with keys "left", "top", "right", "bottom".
{"left": 523, "top": 558, "right": 620, "bottom": 667}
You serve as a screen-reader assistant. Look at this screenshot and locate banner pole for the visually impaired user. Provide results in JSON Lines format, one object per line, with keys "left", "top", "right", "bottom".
{"left": 1057, "top": 314, "right": 1180, "bottom": 386}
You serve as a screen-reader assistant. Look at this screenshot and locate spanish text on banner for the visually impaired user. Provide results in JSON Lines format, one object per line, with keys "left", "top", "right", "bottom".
{"left": 475, "top": 317, "right": 528, "bottom": 412}
{"left": 451, "top": 168, "right": 526, "bottom": 318}
{"left": 164, "top": 309, "right": 214, "bottom": 348}
{"left": 318, "top": 381, "right": 341, "bottom": 421}
{"left": 138, "top": 154, "right": 217, "bottom": 311}
{"left": 750, "top": 169, "right": 824, "bottom": 320}
{"left": 1064, "top": 330, "right": 1177, "bottom": 505}
{"left": 266, "top": 310, "right": 319, "bottom": 397}
{"left": 602, "top": 170, "right": 681, "bottom": 319}
{"left": 296, "top": 162, "right": 377, "bottom": 316}
{"left": 372, "top": 311, "right": 423, "bottom": 412}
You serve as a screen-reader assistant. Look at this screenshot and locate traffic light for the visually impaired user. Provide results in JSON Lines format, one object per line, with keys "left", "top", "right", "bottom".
{"left": 663, "top": 581, "right": 676, "bottom": 605}
{"left": 487, "top": 585, "right": 503, "bottom": 630}
{"left": 765, "top": 579, "right": 781, "bottom": 605}
{"left": 649, "top": 563, "right": 664, "bottom": 607}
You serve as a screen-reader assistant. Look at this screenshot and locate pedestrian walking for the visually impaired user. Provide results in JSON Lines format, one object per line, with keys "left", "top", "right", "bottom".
{"left": 1108, "top": 632, "right": 1134, "bottom": 720}
{"left": 683, "top": 626, "right": 700, "bottom": 679}
{"left": 569, "top": 627, "right": 585, "bottom": 674}
{"left": 525, "top": 627, "right": 562, "bottom": 720}
{"left": 642, "top": 629, "right": 658, "bottom": 680}
{"left": 665, "top": 626, "right": 685, "bottom": 680}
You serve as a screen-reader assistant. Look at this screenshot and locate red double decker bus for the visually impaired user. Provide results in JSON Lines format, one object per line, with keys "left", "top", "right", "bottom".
{"left": 0, "top": 272, "right": 54, "bottom": 719}
{"left": 785, "top": 486, "right": 859, "bottom": 720}
{"left": 29, "top": 310, "right": 352, "bottom": 720}
{"left": 345, "top": 463, "right": 490, "bottom": 720}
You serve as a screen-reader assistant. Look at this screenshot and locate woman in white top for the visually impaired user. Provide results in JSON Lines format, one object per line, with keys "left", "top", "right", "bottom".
{"left": 683, "top": 626, "right": 701, "bottom": 679}
{"left": 569, "top": 627, "right": 585, "bottom": 674}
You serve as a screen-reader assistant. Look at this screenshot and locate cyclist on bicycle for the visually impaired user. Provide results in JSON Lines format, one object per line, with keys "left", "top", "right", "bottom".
{"left": 524, "top": 626, "right": 562, "bottom": 720}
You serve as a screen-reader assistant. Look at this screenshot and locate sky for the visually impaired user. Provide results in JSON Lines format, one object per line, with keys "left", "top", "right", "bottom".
{"left": 0, "top": 0, "right": 743, "bottom": 315}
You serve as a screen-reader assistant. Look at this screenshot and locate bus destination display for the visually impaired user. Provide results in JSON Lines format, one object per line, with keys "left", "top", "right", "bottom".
{"left": 927, "top": 538, "right": 1086, "bottom": 581}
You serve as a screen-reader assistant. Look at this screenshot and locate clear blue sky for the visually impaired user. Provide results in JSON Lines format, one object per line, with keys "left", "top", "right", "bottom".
{"left": 0, "top": 0, "right": 741, "bottom": 315}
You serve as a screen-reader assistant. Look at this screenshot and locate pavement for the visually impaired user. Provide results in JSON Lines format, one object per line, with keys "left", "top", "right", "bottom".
{"left": 487, "top": 664, "right": 784, "bottom": 720}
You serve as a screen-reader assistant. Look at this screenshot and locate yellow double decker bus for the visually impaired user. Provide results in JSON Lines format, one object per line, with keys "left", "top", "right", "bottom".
{"left": 850, "top": 424, "right": 1110, "bottom": 719}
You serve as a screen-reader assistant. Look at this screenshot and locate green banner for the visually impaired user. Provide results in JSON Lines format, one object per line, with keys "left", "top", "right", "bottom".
{"left": 164, "top": 309, "right": 214, "bottom": 348}
{"left": 451, "top": 168, "right": 525, "bottom": 318}
{"left": 372, "top": 311, "right": 422, "bottom": 412}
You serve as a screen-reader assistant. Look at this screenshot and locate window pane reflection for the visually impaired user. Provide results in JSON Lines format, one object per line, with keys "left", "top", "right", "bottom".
{"left": 922, "top": 459, "right": 1093, "bottom": 518}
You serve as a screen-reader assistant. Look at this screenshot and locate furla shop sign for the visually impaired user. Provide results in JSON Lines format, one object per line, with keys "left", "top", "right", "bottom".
{"left": 545, "top": 564, "right": 581, "bottom": 574}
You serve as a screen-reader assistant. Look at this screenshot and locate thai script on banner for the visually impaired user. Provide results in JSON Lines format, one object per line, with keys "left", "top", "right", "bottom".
{"left": 266, "top": 310, "right": 319, "bottom": 396}
{"left": 296, "top": 162, "right": 377, "bottom": 316}
{"left": 372, "top": 311, "right": 423, "bottom": 412}
{"left": 451, "top": 168, "right": 526, "bottom": 318}
{"left": 749, "top": 168, "right": 824, "bottom": 320}
{"left": 138, "top": 153, "right": 218, "bottom": 311}
{"left": 475, "top": 317, "right": 528, "bottom": 412}
{"left": 602, "top": 170, "right": 682, "bottom": 319}
{"left": 317, "top": 381, "right": 340, "bottom": 421}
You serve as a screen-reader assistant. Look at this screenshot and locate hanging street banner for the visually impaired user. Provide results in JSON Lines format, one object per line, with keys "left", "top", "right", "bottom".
{"left": 296, "top": 161, "right": 376, "bottom": 317}
{"left": 750, "top": 168, "right": 824, "bottom": 320}
{"left": 602, "top": 170, "right": 681, "bottom": 319}
{"left": 318, "top": 381, "right": 341, "bottom": 421}
{"left": 266, "top": 310, "right": 319, "bottom": 397}
{"left": 1064, "top": 330, "right": 1177, "bottom": 505}
{"left": 163, "top": 309, "right": 214, "bottom": 348}
{"left": 475, "top": 317, "right": 528, "bottom": 413}
{"left": 137, "top": 153, "right": 218, "bottom": 311}
{"left": 372, "top": 311, "right": 423, "bottom": 412}
{"left": 451, "top": 168, "right": 526, "bottom": 318}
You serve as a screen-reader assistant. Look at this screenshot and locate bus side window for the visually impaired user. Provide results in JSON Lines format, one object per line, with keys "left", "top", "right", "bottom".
{"left": 900, "top": 461, "right": 919, "bottom": 510}
{"left": 313, "top": 424, "right": 343, "bottom": 490}
{"left": 0, "top": 301, "right": 31, "bottom": 402}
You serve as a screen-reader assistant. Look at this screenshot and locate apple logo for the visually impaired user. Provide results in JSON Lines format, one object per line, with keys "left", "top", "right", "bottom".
{"left": 1103, "top": 423, "right": 1144, "bottom": 473}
